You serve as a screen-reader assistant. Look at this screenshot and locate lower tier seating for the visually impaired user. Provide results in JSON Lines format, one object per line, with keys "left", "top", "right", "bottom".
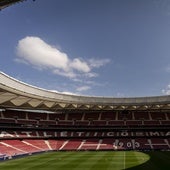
{"left": 0, "top": 138, "right": 169, "bottom": 157}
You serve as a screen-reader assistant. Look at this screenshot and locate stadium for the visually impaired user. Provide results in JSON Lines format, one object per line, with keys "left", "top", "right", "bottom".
{"left": 0, "top": 72, "right": 170, "bottom": 169}
{"left": 0, "top": 0, "right": 170, "bottom": 170}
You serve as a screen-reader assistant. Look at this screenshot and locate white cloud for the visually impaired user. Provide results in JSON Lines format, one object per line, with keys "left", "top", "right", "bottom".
{"left": 50, "top": 90, "right": 78, "bottom": 95}
{"left": 165, "top": 66, "right": 170, "bottom": 73}
{"left": 116, "top": 92, "right": 125, "bottom": 97}
{"left": 88, "top": 58, "right": 110, "bottom": 68}
{"left": 16, "top": 36, "right": 110, "bottom": 81}
{"left": 85, "top": 72, "right": 98, "bottom": 78}
{"left": 162, "top": 84, "right": 170, "bottom": 95}
{"left": 69, "top": 58, "right": 90, "bottom": 72}
{"left": 76, "top": 85, "right": 91, "bottom": 92}
{"left": 53, "top": 69, "right": 76, "bottom": 78}
{"left": 17, "top": 36, "right": 69, "bottom": 70}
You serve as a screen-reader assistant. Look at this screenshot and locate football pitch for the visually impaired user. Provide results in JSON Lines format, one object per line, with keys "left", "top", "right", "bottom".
{"left": 0, "top": 151, "right": 169, "bottom": 170}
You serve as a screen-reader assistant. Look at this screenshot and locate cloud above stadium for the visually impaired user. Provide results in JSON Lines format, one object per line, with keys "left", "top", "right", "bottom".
{"left": 16, "top": 36, "right": 110, "bottom": 81}
{"left": 162, "top": 84, "right": 170, "bottom": 95}
{"left": 76, "top": 85, "right": 91, "bottom": 92}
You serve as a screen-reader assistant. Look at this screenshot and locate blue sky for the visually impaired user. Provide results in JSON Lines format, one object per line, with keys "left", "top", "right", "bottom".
{"left": 1, "top": 0, "right": 170, "bottom": 97}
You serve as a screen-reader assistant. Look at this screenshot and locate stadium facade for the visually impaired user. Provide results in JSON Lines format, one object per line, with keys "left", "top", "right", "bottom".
{"left": 0, "top": 71, "right": 170, "bottom": 160}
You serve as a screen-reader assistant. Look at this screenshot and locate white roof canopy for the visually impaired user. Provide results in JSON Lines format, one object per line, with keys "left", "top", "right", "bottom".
{"left": 0, "top": 72, "right": 170, "bottom": 111}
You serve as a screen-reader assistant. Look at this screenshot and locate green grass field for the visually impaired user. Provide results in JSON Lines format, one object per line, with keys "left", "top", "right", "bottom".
{"left": 0, "top": 151, "right": 169, "bottom": 170}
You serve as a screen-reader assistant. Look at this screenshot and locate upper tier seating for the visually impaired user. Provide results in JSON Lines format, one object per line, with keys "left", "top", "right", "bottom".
{"left": 91, "top": 120, "right": 107, "bottom": 126}
{"left": 3, "top": 110, "right": 26, "bottom": 119}
{"left": 49, "top": 113, "right": 65, "bottom": 120}
{"left": 143, "top": 120, "right": 160, "bottom": 125}
{"left": 74, "top": 120, "right": 89, "bottom": 126}
{"left": 67, "top": 113, "right": 83, "bottom": 120}
{"left": 108, "top": 120, "right": 125, "bottom": 126}
{"left": 150, "top": 112, "right": 166, "bottom": 120}
{"left": 100, "top": 112, "right": 116, "bottom": 120}
{"left": 27, "top": 112, "right": 47, "bottom": 120}
{"left": 39, "top": 120, "right": 56, "bottom": 126}
{"left": 161, "top": 120, "right": 170, "bottom": 125}
{"left": 57, "top": 120, "right": 73, "bottom": 126}
{"left": 84, "top": 112, "right": 100, "bottom": 120}
{"left": 0, "top": 118, "right": 16, "bottom": 124}
{"left": 118, "top": 111, "right": 133, "bottom": 120}
{"left": 17, "top": 119, "right": 37, "bottom": 125}
{"left": 167, "top": 113, "right": 170, "bottom": 120}
{"left": 0, "top": 110, "right": 169, "bottom": 128}
{"left": 133, "top": 112, "right": 150, "bottom": 120}
{"left": 126, "top": 120, "right": 142, "bottom": 126}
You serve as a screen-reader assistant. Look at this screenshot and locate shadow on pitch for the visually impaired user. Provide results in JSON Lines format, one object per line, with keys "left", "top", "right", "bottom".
{"left": 125, "top": 151, "right": 170, "bottom": 170}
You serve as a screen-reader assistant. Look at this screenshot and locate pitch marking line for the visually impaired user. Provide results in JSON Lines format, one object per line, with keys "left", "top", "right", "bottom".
{"left": 124, "top": 151, "right": 125, "bottom": 170}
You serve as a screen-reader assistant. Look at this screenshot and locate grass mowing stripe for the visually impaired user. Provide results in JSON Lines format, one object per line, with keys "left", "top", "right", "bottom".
{"left": 0, "top": 151, "right": 169, "bottom": 170}
{"left": 0, "top": 152, "right": 74, "bottom": 170}
{"left": 73, "top": 151, "right": 104, "bottom": 170}
{"left": 126, "top": 151, "right": 150, "bottom": 169}
{"left": 87, "top": 151, "right": 111, "bottom": 170}
{"left": 107, "top": 151, "right": 125, "bottom": 170}
{"left": 56, "top": 151, "right": 93, "bottom": 169}
{"left": 28, "top": 152, "right": 76, "bottom": 170}
{"left": 124, "top": 151, "right": 125, "bottom": 170}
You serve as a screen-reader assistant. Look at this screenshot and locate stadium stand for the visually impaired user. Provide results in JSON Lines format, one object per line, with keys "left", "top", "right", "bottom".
{"left": 0, "top": 109, "right": 170, "bottom": 157}
{"left": 0, "top": 72, "right": 170, "bottom": 160}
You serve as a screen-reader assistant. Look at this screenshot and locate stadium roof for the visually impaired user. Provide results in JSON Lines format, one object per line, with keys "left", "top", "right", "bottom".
{"left": 0, "top": 0, "right": 26, "bottom": 10}
{"left": 0, "top": 71, "right": 170, "bottom": 111}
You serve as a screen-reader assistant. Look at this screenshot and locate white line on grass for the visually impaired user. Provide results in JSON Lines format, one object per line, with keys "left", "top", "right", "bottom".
{"left": 124, "top": 151, "right": 125, "bottom": 170}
